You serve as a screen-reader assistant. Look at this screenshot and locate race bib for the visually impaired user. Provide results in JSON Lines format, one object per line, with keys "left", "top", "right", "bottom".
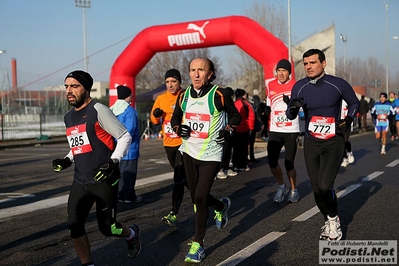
{"left": 163, "top": 120, "right": 179, "bottom": 138}
{"left": 308, "top": 116, "right": 336, "bottom": 139}
{"left": 274, "top": 110, "right": 292, "bottom": 127}
{"left": 185, "top": 112, "right": 210, "bottom": 138}
{"left": 66, "top": 123, "right": 93, "bottom": 155}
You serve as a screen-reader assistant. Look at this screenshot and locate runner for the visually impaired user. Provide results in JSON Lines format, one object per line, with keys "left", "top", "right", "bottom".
{"left": 286, "top": 49, "right": 359, "bottom": 241}
{"left": 52, "top": 70, "right": 141, "bottom": 265}
{"left": 171, "top": 57, "right": 241, "bottom": 263}
{"left": 150, "top": 69, "right": 187, "bottom": 226}
{"left": 370, "top": 92, "right": 395, "bottom": 155}
{"left": 266, "top": 59, "right": 300, "bottom": 203}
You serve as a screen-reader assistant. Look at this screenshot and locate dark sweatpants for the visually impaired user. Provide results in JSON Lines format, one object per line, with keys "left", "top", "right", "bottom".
{"left": 182, "top": 153, "right": 224, "bottom": 243}
{"left": 304, "top": 136, "right": 345, "bottom": 220}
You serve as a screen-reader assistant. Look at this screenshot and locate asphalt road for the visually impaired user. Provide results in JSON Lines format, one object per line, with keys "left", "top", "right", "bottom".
{"left": 0, "top": 132, "right": 398, "bottom": 266}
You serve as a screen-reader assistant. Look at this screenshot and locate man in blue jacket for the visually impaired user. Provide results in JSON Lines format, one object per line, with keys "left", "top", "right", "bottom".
{"left": 111, "top": 85, "right": 142, "bottom": 203}
{"left": 286, "top": 49, "right": 359, "bottom": 241}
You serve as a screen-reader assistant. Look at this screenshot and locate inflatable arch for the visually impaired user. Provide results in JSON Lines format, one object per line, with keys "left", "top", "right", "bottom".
{"left": 109, "top": 15, "right": 289, "bottom": 106}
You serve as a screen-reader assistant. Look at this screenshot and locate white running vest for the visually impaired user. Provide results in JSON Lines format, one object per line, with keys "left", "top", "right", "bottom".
{"left": 178, "top": 85, "right": 225, "bottom": 161}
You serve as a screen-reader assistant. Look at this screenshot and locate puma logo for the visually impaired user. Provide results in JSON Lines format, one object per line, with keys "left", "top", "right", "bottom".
{"left": 187, "top": 21, "right": 209, "bottom": 39}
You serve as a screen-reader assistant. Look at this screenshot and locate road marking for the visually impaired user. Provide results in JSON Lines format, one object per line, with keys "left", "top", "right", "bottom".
{"left": 216, "top": 232, "right": 286, "bottom": 266}
{"left": 0, "top": 193, "right": 35, "bottom": 203}
{"left": 386, "top": 159, "right": 399, "bottom": 168}
{"left": 0, "top": 195, "right": 68, "bottom": 220}
{"left": 361, "top": 171, "right": 384, "bottom": 182}
{"left": 292, "top": 183, "right": 362, "bottom": 222}
{"left": 0, "top": 172, "right": 176, "bottom": 220}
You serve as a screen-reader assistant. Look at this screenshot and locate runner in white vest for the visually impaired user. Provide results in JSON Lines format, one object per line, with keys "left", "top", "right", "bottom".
{"left": 171, "top": 57, "right": 241, "bottom": 263}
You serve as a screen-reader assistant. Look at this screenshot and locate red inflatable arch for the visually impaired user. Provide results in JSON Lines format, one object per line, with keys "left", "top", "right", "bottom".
{"left": 109, "top": 15, "right": 288, "bottom": 106}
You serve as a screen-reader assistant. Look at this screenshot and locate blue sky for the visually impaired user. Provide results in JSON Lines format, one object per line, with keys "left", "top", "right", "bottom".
{"left": 1, "top": 0, "right": 398, "bottom": 90}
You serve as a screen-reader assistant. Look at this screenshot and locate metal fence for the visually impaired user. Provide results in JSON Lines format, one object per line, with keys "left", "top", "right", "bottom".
{"left": 0, "top": 114, "right": 65, "bottom": 141}
{"left": 0, "top": 113, "right": 161, "bottom": 141}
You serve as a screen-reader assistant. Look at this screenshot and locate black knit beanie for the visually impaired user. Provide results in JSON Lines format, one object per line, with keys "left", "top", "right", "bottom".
{"left": 65, "top": 70, "right": 93, "bottom": 92}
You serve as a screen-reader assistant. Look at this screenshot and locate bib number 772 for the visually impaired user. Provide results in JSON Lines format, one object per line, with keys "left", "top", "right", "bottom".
{"left": 308, "top": 116, "right": 335, "bottom": 139}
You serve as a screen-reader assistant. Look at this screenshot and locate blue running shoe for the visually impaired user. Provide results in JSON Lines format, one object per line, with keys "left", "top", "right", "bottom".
{"left": 184, "top": 241, "right": 205, "bottom": 263}
{"left": 214, "top": 197, "right": 231, "bottom": 230}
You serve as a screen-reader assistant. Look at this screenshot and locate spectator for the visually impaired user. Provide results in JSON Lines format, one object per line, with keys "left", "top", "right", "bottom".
{"left": 257, "top": 98, "right": 270, "bottom": 141}
{"left": 388, "top": 92, "right": 397, "bottom": 140}
{"left": 110, "top": 85, "right": 141, "bottom": 204}
{"left": 232, "top": 88, "right": 254, "bottom": 172}
{"left": 216, "top": 87, "right": 238, "bottom": 179}
{"left": 358, "top": 95, "right": 369, "bottom": 132}
{"left": 246, "top": 93, "right": 260, "bottom": 164}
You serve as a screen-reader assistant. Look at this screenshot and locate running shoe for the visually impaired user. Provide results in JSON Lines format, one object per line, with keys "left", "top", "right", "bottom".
{"left": 287, "top": 189, "right": 300, "bottom": 203}
{"left": 320, "top": 220, "right": 330, "bottom": 240}
{"left": 341, "top": 158, "right": 349, "bottom": 167}
{"left": 161, "top": 211, "right": 177, "bottom": 226}
{"left": 214, "top": 197, "right": 231, "bottom": 230}
{"left": 233, "top": 165, "right": 250, "bottom": 172}
{"left": 327, "top": 215, "right": 342, "bottom": 241}
{"left": 123, "top": 195, "right": 142, "bottom": 204}
{"left": 216, "top": 170, "right": 227, "bottom": 179}
{"left": 347, "top": 152, "right": 355, "bottom": 164}
{"left": 226, "top": 169, "right": 238, "bottom": 177}
{"left": 381, "top": 147, "right": 386, "bottom": 155}
{"left": 184, "top": 241, "right": 205, "bottom": 263}
{"left": 274, "top": 184, "right": 288, "bottom": 203}
{"left": 126, "top": 224, "right": 141, "bottom": 258}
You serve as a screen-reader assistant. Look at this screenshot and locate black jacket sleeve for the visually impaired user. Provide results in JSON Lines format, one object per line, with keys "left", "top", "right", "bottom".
{"left": 171, "top": 91, "right": 185, "bottom": 129}
{"left": 215, "top": 87, "right": 241, "bottom": 127}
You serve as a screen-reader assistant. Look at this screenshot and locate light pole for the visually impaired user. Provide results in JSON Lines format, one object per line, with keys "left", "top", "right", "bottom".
{"left": 287, "top": 0, "right": 292, "bottom": 61}
{"left": 340, "top": 34, "right": 347, "bottom": 79}
{"left": 0, "top": 50, "right": 5, "bottom": 90}
{"left": 75, "top": 0, "right": 91, "bottom": 72}
{"left": 383, "top": 0, "right": 390, "bottom": 94}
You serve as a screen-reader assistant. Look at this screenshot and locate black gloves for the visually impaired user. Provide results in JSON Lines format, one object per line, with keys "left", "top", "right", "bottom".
{"left": 290, "top": 97, "right": 304, "bottom": 109}
{"left": 215, "top": 129, "right": 231, "bottom": 145}
{"left": 176, "top": 124, "right": 191, "bottom": 137}
{"left": 153, "top": 108, "right": 163, "bottom": 118}
{"left": 94, "top": 159, "right": 119, "bottom": 182}
{"left": 338, "top": 116, "right": 353, "bottom": 132}
{"left": 52, "top": 157, "right": 72, "bottom": 172}
{"left": 283, "top": 94, "right": 290, "bottom": 104}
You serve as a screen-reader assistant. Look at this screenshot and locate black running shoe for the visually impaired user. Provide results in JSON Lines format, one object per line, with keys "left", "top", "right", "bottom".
{"left": 126, "top": 224, "right": 141, "bottom": 258}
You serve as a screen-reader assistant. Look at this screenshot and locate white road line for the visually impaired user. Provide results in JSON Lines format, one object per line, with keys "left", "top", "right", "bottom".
{"left": 292, "top": 183, "right": 362, "bottom": 222}
{"left": 0, "top": 195, "right": 69, "bottom": 220}
{"left": 216, "top": 232, "right": 286, "bottom": 266}
{"left": 386, "top": 159, "right": 399, "bottom": 168}
{"left": 292, "top": 206, "right": 320, "bottom": 222}
{"left": 361, "top": 171, "right": 384, "bottom": 182}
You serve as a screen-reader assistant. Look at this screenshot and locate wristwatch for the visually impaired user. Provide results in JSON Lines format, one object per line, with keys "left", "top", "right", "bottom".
{"left": 112, "top": 158, "right": 119, "bottom": 164}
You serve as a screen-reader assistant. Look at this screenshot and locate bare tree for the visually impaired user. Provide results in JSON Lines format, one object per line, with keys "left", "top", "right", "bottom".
{"left": 135, "top": 48, "right": 228, "bottom": 94}
{"left": 336, "top": 56, "right": 387, "bottom": 97}
{"left": 229, "top": 0, "right": 287, "bottom": 96}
